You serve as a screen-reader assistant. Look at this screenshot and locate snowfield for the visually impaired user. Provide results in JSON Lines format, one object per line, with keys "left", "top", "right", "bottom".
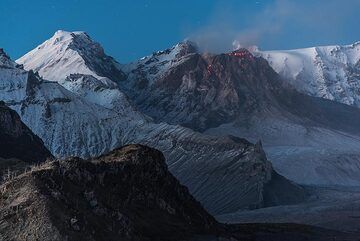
{"left": 256, "top": 42, "right": 360, "bottom": 107}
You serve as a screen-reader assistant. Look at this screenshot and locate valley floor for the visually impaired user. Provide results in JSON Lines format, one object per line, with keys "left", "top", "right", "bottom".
{"left": 217, "top": 185, "right": 360, "bottom": 233}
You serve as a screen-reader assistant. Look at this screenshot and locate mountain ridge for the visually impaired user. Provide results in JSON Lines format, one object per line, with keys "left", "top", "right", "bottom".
{"left": 1, "top": 42, "right": 306, "bottom": 215}
{"left": 17, "top": 31, "right": 360, "bottom": 189}
{"left": 0, "top": 101, "right": 53, "bottom": 181}
{"left": 119, "top": 41, "right": 360, "bottom": 187}
{"left": 255, "top": 41, "right": 360, "bottom": 107}
{"left": 0, "top": 144, "right": 221, "bottom": 241}
{"left": 0, "top": 144, "right": 352, "bottom": 241}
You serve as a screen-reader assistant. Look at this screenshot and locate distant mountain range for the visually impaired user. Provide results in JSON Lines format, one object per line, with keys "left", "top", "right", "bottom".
{"left": 13, "top": 29, "right": 360, "bottom": 190}
{"left": 0, "top": 31, "right": 306, "bottom": 217}
{"left": 118, "top": 40, "right": 360, "bottom": 187}
{"left": 1, "top": 30, "right": 360, "bottom": 234}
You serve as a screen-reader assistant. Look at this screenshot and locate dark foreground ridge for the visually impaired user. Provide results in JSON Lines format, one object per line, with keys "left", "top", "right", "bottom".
{"left": 0, "top": 101, "right": 52, "bottom": 178}
{"left": 0, "top": 144, "right": 358, "bottom": 241}
{"left": 0, "top": 144, "right": 218, "bottom": 241}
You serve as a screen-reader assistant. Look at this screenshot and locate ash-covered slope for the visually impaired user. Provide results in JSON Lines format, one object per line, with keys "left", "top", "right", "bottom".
{"left": 4, "top": 39, "right": 305, "bottom": 215}
{"left": 0, "top": 144, "right": 220, "bottom": 241}
{"left": 256, "top": 42, "right": 360, "bottom": 107}
{"left": 120, "top": 43, "right": 360, "bottom": 187}
{"left": 121, "top": 44, "right": 360, "bottom": 134}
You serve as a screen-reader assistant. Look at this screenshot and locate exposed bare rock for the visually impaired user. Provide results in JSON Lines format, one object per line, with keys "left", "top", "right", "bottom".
{"left": 121, "top": 44, "right": 360, "bottom": 188}
{"left": 0, "top": 145, "right": 220, "bottom": 241}
{"left": 0, "top": 102, "right": 52, "bottom": 178}
{"left": 0, "top": 145, "right": 355, "bottom": 241}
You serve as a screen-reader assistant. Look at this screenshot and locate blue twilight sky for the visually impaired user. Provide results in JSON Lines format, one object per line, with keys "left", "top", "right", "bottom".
{"left": 0, "top": 0, "right": 359, "bottom": 63}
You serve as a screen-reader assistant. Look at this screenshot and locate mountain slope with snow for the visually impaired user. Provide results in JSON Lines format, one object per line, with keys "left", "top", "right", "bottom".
{"left": 18, "top": 30, "right": 126, "bottom": 83}
{"left": 17, "top": 31, "right": 133, "bottom": 115}
{"left": 120, "top": 43, "right": 360, "bottom": 187}
{"left": 256, "top": 42, "right": 360, "bottom": 107}
{"left": 3, "top": 35, "right": 306, "bottom": 215}
{"left": 22, "top": 33, "right": 360, "bottom": 188}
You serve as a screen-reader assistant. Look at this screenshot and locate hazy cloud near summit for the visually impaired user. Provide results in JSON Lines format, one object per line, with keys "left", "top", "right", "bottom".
{"left": 187, "top": 0, "right": 360, "bottom": 53}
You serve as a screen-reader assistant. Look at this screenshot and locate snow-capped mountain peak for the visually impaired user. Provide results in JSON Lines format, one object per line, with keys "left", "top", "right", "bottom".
{"left": 17, "top": 30, "right": 125, "bottom": 83}
{"left": 121, "top": 40, "right": 200, "bottom": 90}
{"left": 173, "top": 40, "right": 198, "bottom": 57}
{"left": 48, "top": 30, "right": 90, "bottom": 46}
{"left": 17, "top": 30, "right": 129, "bottom": 112}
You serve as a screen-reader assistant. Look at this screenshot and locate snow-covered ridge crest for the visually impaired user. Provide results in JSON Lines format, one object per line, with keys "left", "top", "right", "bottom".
{"left": 125, "top": 40, "right": 198, "bottom": 70}
{"left": 17, "top": 30, "right": 125, "bottom": 83}
{"left": 17, "top": 30, "right": 96, "bottom": 81}
{"left": 122, "top": 40, "right": 199, "bottom": 90}
{"left": 17, "top": 30, "right": 129, "bottom": 112}
{"left": 256, "top": 41, "right": 360, "bottom": 107}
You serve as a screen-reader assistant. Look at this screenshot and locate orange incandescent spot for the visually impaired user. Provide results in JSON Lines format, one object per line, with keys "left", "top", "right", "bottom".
{"left": 228, "top": 50, "right": 254, "bottom": 61}
{"left": 207, "top": 64, "right": 213, "bottom": 74}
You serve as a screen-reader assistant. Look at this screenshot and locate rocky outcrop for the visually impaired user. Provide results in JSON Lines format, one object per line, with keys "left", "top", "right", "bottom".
{"left": 0, "top": 102, "right": 52, "bottom": 178}
{"left": 0, "top": 49, "right": 17, "bottom": 68}
{"left": 0, "top": 145, "right": 355, "bottom": 241}
{"left": 148, "top": 134, "right": 306, "bottom": 215}
{"left": 121, "top": 47, "right": 265, "bottom": 131}
{"left": 0, "top": 145, "right": 219, "bottom": 241}
{"left": 122, "top": 47, "right": 360, "bottom": 134}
